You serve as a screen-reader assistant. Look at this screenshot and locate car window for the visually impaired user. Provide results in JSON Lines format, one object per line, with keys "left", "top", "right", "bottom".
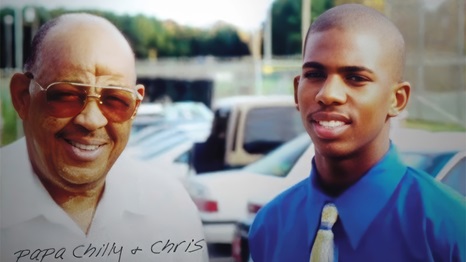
{"left": 175, "top": 150, "right": 191, "bottom": 164}
{"left": 137, "top": 131, "right": 190, "bottom": 160}
{"left": 400, "top": 152, "right": 455, "bottom": 177}
{"left": 243, "top": 106, "right": 305, "bottom": 154}
{"left": 164, "top": 102, "right": 213, "bottom": 122}
{"left": 244, "top": 133, "right": 310, "bottom": 177}
{"left": 440, "top": 157, "right": 466, "bottom": 196}
{"left": 128, "top": 125, "right": 167, "bottom": 147}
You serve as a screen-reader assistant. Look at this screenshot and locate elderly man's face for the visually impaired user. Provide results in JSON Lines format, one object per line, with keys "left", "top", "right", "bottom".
{"left": 22, "top": 19, "right": 143, "bottom": 191}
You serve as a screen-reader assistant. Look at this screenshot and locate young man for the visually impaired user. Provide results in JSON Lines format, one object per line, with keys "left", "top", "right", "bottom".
{"left": 249, "top": 4, "right": 465, "bottom": 262}
{"left": 1, "top": 13, "right": 208, "bottom": 261}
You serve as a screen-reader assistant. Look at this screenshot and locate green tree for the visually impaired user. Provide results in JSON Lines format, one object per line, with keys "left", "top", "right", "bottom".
{"left": 0, "top": 6, "right": 252, "bottom": 60}
{"left": 271, "top": 0, "right": 333, "bottom": 55}
{"left": 208, "top": 26, "right": 250, "bottom": 57}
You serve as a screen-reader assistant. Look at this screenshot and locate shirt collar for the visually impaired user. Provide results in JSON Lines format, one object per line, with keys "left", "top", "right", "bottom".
{"left": 0, "top": 138, "right": 67, "bottom": 230}
{"left": 0, "top": 138, "right": 146, "bottom": 232}
{"left": 307, "top": 142, "right": 407, "bottom": 249}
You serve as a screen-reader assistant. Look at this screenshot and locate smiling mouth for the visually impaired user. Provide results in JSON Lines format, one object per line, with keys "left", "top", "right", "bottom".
{"left": 317, "top": 120, "right": 346, "bottom": 129}
{"left": 66, "top": 140, "right": 102, "bottom": 151}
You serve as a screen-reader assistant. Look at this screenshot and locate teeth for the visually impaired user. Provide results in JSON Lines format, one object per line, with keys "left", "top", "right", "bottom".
{"left": 318, "top": 120, "right": 345, "bottom": 129}
{"left": 70, "top": 141, "right": 100, "bottom": 151}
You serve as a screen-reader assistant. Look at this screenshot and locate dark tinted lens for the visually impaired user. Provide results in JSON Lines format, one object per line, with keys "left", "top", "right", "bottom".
{"left": 46, "top": 83, "right": 86, "bottom": 117}
{"left": 44, "top": 83, "right": 137, "bottom": 122}
{"left": 99, "top": 88, "right": 137, "bottom": 122}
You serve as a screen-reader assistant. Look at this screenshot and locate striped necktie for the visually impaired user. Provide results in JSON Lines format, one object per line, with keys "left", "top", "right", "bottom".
{"left": 310, "top": 203, "right": 338, "bottom": 262}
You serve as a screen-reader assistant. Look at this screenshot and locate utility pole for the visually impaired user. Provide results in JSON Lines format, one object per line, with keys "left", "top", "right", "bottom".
{"left": 4, "top": 15, "right": 14, "bottom": 69}
{"left": 301, "top": 0, "right": 311, "bottom": 49}
{"left": 14, "top": 7, "right": 23, "bottom": 71}
{"left": 457, "top": 0, "right": 465, "bottom": 125}
{"left": 264, "top": 4, "right": 273, "bottom": 62}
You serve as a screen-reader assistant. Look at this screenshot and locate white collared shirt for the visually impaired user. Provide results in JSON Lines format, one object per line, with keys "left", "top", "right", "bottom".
{"left": 1, "top": 138, "right": 208, "bottom": 262}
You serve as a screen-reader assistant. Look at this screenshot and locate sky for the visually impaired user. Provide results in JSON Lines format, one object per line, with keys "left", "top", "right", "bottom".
{"left": 3, "top": 0, "right": 274, "bottom": 31}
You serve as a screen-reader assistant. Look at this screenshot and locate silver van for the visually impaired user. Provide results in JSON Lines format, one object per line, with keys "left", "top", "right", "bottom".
{"left": 192, "top": 95, "right": 305, "bottom": 174}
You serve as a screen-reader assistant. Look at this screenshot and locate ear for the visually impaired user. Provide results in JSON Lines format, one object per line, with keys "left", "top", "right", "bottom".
{"left": 293, "top": 75, "right": 300, "bottom": 111}
{"left": 10, "top": 73, "right": 32, "bottom": 120}
{"left": 131, "top": 84, "right": 145, "bottom": 118}
{"left": 388, "top": 81, "right": 410, "bottom": 118}
{"left": 136, "top": 84, "right": 145, "bottom": 100}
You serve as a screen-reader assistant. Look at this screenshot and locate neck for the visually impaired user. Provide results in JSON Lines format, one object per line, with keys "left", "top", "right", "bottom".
{"left": 314, "top": 139, "right": 390, "bottom": 196}
{"left": 58, "top": 187, "right": 104, "bottom": 234}
{"left": 37, "top": 175, "right": 105, "bottom": 234}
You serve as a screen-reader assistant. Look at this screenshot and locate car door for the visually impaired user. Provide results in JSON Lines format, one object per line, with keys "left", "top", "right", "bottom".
{"left": 436, "top": 152, "right": 466, "bottom": 196}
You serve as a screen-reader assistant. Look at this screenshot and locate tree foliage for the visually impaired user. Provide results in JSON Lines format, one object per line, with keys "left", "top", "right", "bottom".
{"left": 2, "top": 1, "right": 337, "bottom": 59}
{"left": 271, "top": 0, "right": 333, "bottom": 56}
{"left": 0, "top": 6, "right": 251, "bottom": 60}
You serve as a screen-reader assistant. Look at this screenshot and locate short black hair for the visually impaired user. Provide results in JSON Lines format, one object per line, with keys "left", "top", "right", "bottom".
{"left": 303, "top": 4, "right": 406, "bottom": 81}
{"left": 23, "top": 16, "right": 61, "bottom": 72}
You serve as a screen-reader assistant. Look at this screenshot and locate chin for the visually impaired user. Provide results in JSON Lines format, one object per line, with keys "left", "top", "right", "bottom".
{"left": 60, "top": 165, "right": 107, "bottom": 184}
{"left": 315, "top": 141, "right": 356, "bottom": 160}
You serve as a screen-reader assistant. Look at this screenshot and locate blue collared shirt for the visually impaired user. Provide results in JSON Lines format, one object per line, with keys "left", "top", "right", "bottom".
{"left": 249, "top": 143, "right": 466, "bottom": 262}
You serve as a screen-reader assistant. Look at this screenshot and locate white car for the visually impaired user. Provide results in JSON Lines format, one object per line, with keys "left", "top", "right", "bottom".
{"left": 127, "top": 124, "right": 210, "bottom": 184}
{"left": 185, "top": 133, "right": 314, "bottom": 244}
{"left": 132, "top": 101, "right": 213, "bottom": 133}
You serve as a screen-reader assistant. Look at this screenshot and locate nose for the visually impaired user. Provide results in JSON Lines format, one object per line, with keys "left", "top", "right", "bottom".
{"left": 315, "top": 76, "right": 347, "bottom": 106}
{"left": 73, "top": 98, "right": 108, "bottom": 131}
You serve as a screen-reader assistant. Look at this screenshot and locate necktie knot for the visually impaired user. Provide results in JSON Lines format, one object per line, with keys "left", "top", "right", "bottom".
{"left": 320, "top": 203, "right": 338, "bottom": 230}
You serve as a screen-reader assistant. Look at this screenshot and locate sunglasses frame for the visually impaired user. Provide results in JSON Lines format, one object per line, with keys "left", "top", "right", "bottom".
{"left": 24, "top": 72, "right": 143, "bottom": 122}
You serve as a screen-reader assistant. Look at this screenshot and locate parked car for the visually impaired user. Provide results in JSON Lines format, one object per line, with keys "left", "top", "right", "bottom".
{"left": 128, "top": 121, "right": 210, "bottom": 148}
{"left": 191, "top": 95, "right": 305, "bottom": 174}
{"left": 185, "top": 133, "right": 314, "bottom": 244}
{"left": 131, "top": 103, "right": 164, "bottom": 132}
{"left": 132, "top": 101, "right": 213, "bottom": 133}
{"left": 126, "top": 124, "right": 210, "bottom": 184}
{"left": 231, "top": 129, "right": 466, "bottom": 262}
{"left": 127, "top": 101, "right": 213, "bottom": 183}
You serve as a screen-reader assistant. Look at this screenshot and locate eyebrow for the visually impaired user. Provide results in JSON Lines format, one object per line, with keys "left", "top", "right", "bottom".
{"left": 302, "top": 61, "right": 325, "bottom": 70}
{"left": 302, "top": 61, "right": 375, "bottom": 74}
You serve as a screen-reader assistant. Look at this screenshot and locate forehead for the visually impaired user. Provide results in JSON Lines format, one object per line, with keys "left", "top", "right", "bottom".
{"left": 304, "top": 28, "right": 385, "bottom": 70}
{"left": 36, "top": 18, "right": 136, "bottom": 85}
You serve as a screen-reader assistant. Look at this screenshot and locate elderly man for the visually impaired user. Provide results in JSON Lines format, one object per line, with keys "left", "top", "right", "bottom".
{"left": 1, "top": 13, "right": 208, "bottom": 261}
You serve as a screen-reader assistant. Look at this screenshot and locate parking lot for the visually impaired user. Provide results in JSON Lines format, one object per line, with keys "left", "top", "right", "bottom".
{"left": 126, "top": 101, "right": 466, "bottom": 262}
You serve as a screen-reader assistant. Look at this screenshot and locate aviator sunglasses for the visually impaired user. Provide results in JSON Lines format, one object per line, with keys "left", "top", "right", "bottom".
{"left": 25, "top": 72, "right": 143, "bottom": 123}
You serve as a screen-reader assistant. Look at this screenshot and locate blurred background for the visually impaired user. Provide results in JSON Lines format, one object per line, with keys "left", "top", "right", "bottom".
{"left": 1, "top": 0, "right": 465, "bottom": 146}
{"left": 0, "top": 0, "right": 465, "bottom": 261}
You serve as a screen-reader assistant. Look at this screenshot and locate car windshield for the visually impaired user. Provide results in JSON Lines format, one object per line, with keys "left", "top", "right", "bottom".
{"left": 243, "top": 106, "right": 305, "bottom": 154}
{"left": 399, "top": 151, "right": 456, "bottom": 177}
{"left": 138, "top": 133, "right": 190, "bottom": 160}
{"left": 164, "top": 102, "right": 213, "bottom": 122}
{"left": 441, "top": 157, "right": 465, "bottom": 196}
{"left": 244, "top": 133, "right": 310, "bottom": 177}
{"left": 128, "top": 127, "right": 192, "bottom": 159}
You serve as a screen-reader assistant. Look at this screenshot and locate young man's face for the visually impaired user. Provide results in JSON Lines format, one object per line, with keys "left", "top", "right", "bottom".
{"left": 294, "top": 28, "right": 398, "bottom": 159}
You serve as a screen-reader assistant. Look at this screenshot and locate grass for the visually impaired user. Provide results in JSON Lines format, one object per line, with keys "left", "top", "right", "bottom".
{"left": 405, "top": 119, "right": 466, "bottom": 132}
{"left": 1, "top": 77, "right": 19, "bottom": 147}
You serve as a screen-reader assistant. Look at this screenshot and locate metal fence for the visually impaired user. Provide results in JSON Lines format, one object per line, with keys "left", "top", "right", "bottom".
{"left": 386, "top": 0, "right": 465, "bottom": 126}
